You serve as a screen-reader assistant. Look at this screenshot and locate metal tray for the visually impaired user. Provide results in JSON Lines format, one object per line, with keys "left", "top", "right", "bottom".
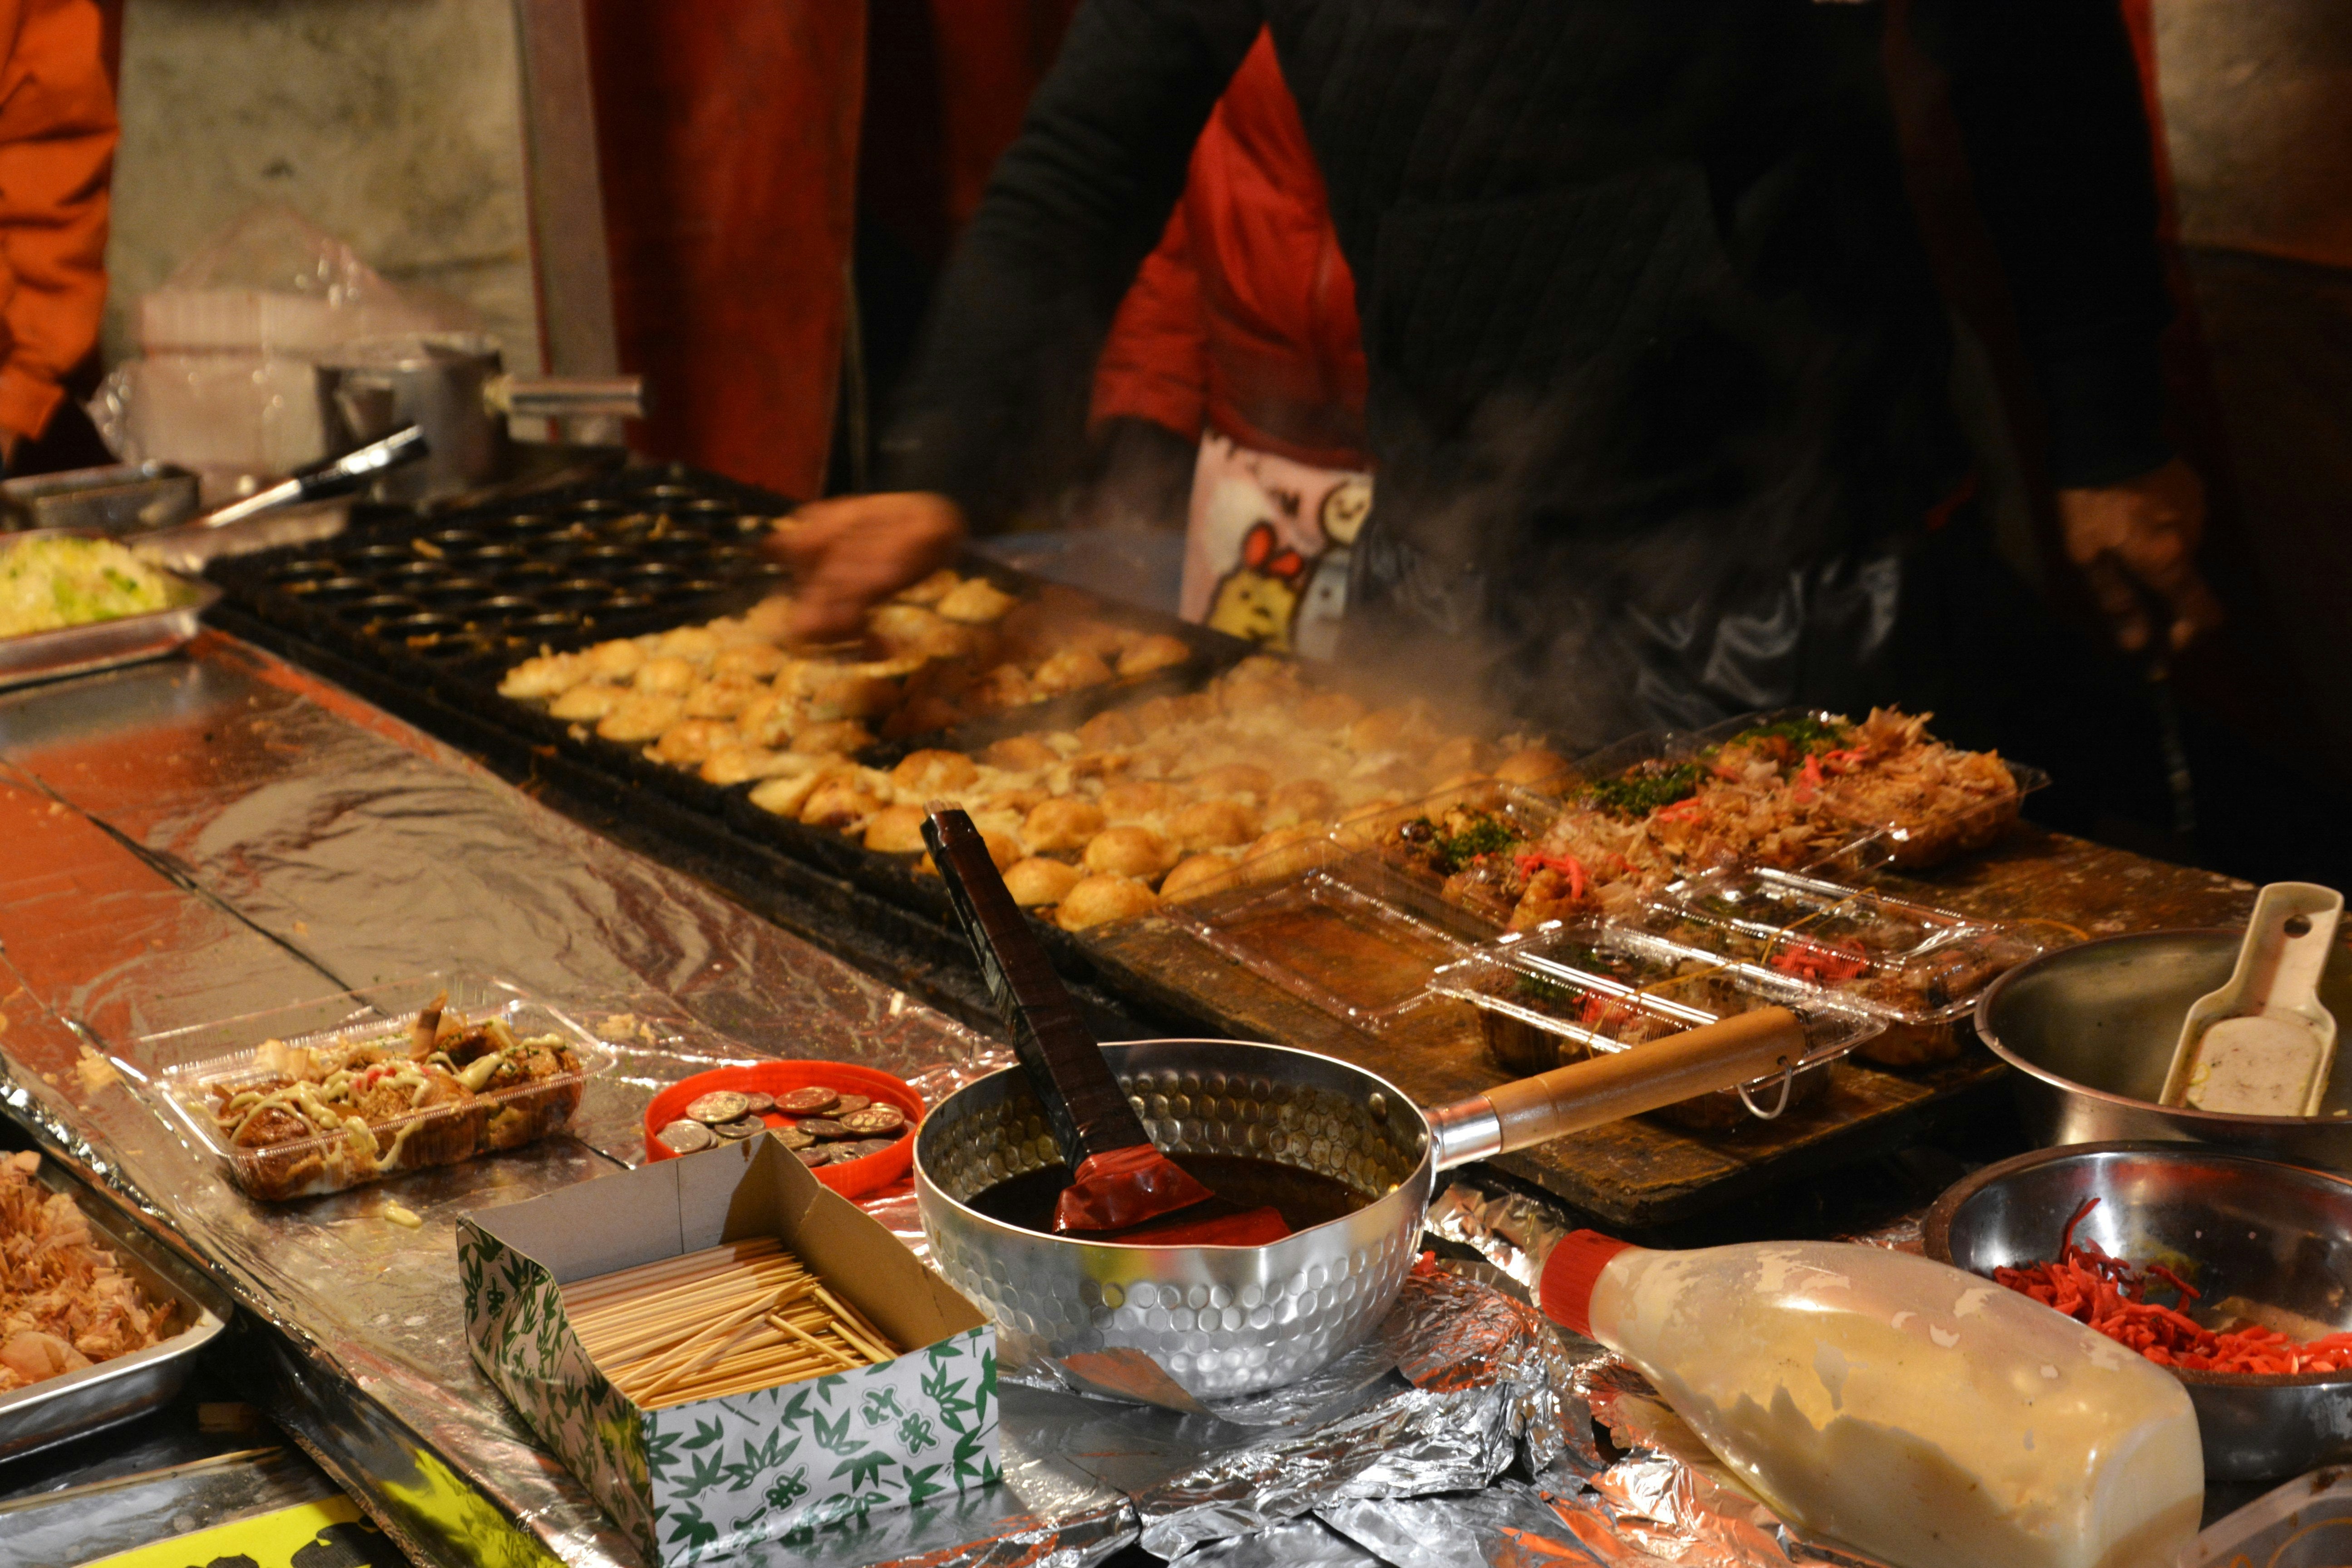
{"left": 0, "top": 530, "right": 220, "bottom": 692}
{"left": 1, "top": 462, "right": 200, "bottom": 536}
{"left": 0, "top": 1157, "right": 233, "bottom": 1464}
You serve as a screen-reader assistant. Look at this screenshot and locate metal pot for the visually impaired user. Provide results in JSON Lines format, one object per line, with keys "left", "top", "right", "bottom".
{"left": 315, "top": 333, "right": 641, "bottom": 504}
{"left": 1925, "top": 1141, "right": 2352, "bottom": 1481}
{"left": 1974, "top": 929, "right": 2352, "bottom": 1168}
{"left": 916, "top": 1016, "right": 1803, "bottom": 1407}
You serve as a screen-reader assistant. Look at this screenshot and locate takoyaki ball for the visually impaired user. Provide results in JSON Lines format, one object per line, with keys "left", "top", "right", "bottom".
{"left": 684, "top": 678, "right": 762, "bottom": 720}
{"left": 1031, "top": 649, "right": 1114, "bottom": 695}
{"left": 1055, "top": 875, "right": 1159, "bottom": 931}
{"left": 1123, "top": 695, "right": 1186, "bottom": 734}
{"left": 869, "top": 603, "right": 981, "bottom": 662}
{"left": 1098, "top": 781, "right": 1179, "bottom": 821}
{"left": 894, "top": 568, "right": 963, "bottom": 606}
{"left": 649, "top": 719, "right": 736, "bottom": 766}
{"left": 1426, "top": 735, "right": 1495, "bottom": 778}
{"left": 800, "top": 779, "right": 883, "bottom": 831}
{"left": 1115, "top": 634, "right": 1192, "bottom": 679}
{"left": 1345, "top": 702, "right": 1440, "bottom": 754}
{"left": 1054, "top": 618, "right": 1133, "bottom": 661}
{"left": 597, "top": 694, "right": 686, "bottom": 744}
{"left": 587, "top": 638, "right": 647, "bottom": 681}
{"left": 712, "top": 642, "right": 789, "bottom": 683}
{"left": 863, "top": 804, "right": 931, "bottom": 854}
{"left": 656, "top": 626, "right": 721, "bottom": 667}
{"left": 1022, "top": 798, "right": 1106, "bottom": 853}
{"left": 790, "top": 719, "right": 875, "bottom": 756}
{"left": 982, "top": 787, "right": 1048, "bottom": 817}
{"left": 936, "top": 577, "right": 1020, "bottom": 624}
{"left": 1160, "top": 853, "right": 1239, "bottom": 902}
{"left": 1494, "top": 745, "right": 1572, "bottom": 786}
{"left": 734, "top": 691, "right": 802, "bottom": 748}
{"left": 1188, "top": 762, "right": 1274, "bottom": 799}
{"left": 892, "top": 749, "right": 982, "bottom": 795}
{"left": 984, "top": 735, "right": 1060, "bottom": 772}
{"left": 787, "top": 662, "right": 902, "bottom": 722}
{"left": 1170, "top": 798, "right": 1262, "bottom": 851}
{"left": 749, "top": 769, "right": 833, "bottom": 819}
{"left": 1296, "top": 689, "right": 1367, "bottom": 730}
{"left": 700, "top": 745, "right": 793, "bottom": 787}
{"left": 1077, "top": 708, "right": 1144, "bottom": 749}
{"left": 635, "top": 656, "right": 700, "bottom": 697}
{"left": 499, "top": 650, "right": 594, "bottom": 700}
{"left": 1238, "top": 822, "right": 1331, "bottom": 882}
{"left": 920, "top": 829, "right": 1023, "bottom": 876}
{"left": 1330, "top": 797, "right": 1405, "bottom": 850}
{"left": 966, "top": 664, "right": 1036, "bottom": 711}
{"left": 1082, "top": 824, "right": 1178, "bottom": 881}
{"left": 1263, "top": 778, "right": 1340, "bottom": 827}
{"left": 1003, "top": 856, "right": 1085, "bottom": 907}
{"left": 740, "top": 595, "right": 797, "bottom": 643}
{"left": 548, "top": 683, "right": 625, "bottom": 722}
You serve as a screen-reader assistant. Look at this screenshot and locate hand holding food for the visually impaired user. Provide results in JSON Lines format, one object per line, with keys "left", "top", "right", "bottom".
{"left": 770, "top": 491, "right": 967, "bottom": 642}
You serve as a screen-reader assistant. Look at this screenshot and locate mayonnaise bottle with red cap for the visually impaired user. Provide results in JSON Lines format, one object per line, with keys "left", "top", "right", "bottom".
{"left": 1542, "top": 1231, "right": 2203, "bottom": 1568}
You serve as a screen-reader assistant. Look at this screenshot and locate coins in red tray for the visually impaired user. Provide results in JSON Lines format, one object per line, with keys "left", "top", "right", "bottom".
{"left": 796, "top": 1117, "right": 851, "bottom": 1141}
{"left": 658, "top": 1119, "right": 715, "bottom": 1154}
{"left": 776, "top": 1125, "right": 814, "bottom": 1149}
{"left": 829, "top": 1094, "right": 871, "bottom": 1117}
{"left": 738, "top": 1091, "right": 776, "bottom": 1116}
{"left": 711, "top": 1116, "right": 766, "bottom": 1141}
{"left": 792, "top": 1144, "right": 831, "bottom": 1168}
{"left": 779, "top": 1086, "right": 840, "bottom": 1114}
{"left": 836, "top": 1138, "right": 897, "bottom": 1161}
{"left": 838, "top": 1104, "right": 906, "bottom": 1136}
{"left": 685, "top": 1090, "right": 751, "bottom": 1125}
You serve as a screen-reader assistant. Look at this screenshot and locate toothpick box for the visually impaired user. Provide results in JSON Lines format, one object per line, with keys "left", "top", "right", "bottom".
{"left": 459, "top": 1133, "right": 999, "bottom": 1566}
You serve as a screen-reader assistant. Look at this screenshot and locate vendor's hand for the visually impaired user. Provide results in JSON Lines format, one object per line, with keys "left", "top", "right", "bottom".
{"left": 2057, "top": 457, "right": 2224, "bottom": 655}
{"left": 770, "top": 492, "right": 967, "bottom": 642}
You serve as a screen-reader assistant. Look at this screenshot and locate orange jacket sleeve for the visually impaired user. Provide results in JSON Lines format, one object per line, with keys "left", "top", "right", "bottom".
{"left": 0, "top": 0, "right": 114, "bottom": 443}
{"left": 1088, "top": 200, "right": 1208, "bottom": 444}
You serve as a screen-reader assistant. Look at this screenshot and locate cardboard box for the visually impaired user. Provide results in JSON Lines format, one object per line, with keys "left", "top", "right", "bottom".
{"left": 459, "top": 1134, "right": 999, "bottom": 1565}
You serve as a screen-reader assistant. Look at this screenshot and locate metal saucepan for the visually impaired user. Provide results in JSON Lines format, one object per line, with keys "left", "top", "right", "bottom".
{"left": 316, "top": 332, "right": 643, "bottom": 504}
{"left": 1975, "top": 929, "right": 2352, "bottom": 1169}
{"left": 1926, "top": 1141, "right": 2352, "bottom": 1481}
{"left": 916, "top": 1013, "right": 1801, "bottom": 1407}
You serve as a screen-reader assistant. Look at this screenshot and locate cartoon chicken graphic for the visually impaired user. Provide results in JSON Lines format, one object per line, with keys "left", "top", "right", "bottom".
{"left": 1207, "top": 522, "right": 1310, "bottom": 648}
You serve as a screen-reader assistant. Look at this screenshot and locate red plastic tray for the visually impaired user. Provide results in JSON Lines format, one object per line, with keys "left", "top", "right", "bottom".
{"left": 641, "top": 1060, "right": 922, "bottom": 1198}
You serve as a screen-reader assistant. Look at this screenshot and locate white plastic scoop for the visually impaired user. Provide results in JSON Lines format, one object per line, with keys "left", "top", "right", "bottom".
{"left": 2161, "top": 882, "right": 2344, "bottom": 1116}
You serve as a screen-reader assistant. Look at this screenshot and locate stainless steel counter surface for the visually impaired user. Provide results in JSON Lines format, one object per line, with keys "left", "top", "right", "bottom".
{"left": 0, "top": 633, "right": 1136, "bottom": 1567}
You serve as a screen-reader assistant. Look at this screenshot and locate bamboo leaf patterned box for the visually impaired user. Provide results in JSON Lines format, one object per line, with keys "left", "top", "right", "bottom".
{"left": 459, "top": 1133, "right": 1000, "bottom": 1565}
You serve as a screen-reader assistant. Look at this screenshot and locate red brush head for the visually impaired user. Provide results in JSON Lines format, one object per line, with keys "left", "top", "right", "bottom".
{"left": 1052, "top": 1144, "right": 1216, "bottom": 1234}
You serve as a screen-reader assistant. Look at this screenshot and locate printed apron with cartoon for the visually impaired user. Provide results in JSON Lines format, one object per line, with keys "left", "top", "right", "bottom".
{"left": 1178, "top": 431, "right": 1371, "bottom": 658}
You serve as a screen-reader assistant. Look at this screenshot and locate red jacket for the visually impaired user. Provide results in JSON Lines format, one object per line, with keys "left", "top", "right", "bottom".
{"left": 1087, "top": 30, "right": 1367, "bottom": 472}
{"left": 0, "top": 0, "right": 113, "bottom": 444}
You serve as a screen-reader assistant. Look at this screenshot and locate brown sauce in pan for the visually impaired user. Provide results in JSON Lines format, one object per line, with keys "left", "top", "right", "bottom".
{"left": 966, "top": 1153, "right": 1373, "bottom": 1238}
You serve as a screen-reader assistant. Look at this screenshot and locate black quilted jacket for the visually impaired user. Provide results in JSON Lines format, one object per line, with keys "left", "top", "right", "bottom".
{"left": 882, "top": 0, "right": 2171, "bottom": 738}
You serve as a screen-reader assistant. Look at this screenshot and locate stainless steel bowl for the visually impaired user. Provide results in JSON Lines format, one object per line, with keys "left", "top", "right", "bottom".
{"left": 1975, "top": 930, "right": 2352, "bottom": 1168}
{"left": 916, "top": 1039, "right": 1432, "bottom": 1406}
{"left": 1925, "top": 1141, "right": 2352, "bottom": 1481}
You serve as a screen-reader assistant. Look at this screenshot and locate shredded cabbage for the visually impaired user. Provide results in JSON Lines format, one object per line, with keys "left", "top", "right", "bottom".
{"left": 0, "top": 536, "right": 175, "bottom": 636}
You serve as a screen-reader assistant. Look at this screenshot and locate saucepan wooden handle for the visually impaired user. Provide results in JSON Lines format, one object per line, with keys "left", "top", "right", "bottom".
{"left": 1479, "top": 1007, "right": 1806, "bottom": 1154}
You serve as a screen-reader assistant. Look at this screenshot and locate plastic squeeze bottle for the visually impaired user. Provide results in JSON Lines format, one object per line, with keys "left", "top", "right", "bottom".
{"left": 1543, "top": 1232, "right": 2203, "bottom": 1568}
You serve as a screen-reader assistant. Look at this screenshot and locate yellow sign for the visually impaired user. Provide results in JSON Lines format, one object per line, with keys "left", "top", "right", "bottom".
{"left": 79, "top": 1493, "right": 401, "bottom": 1568}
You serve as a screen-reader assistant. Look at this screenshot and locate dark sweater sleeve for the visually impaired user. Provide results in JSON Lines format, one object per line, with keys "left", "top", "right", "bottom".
{"left": 1909, "top": 0, "right": 2174, "bottom": 488}
{"left": 879, "top": 0, "right": 1261, "bottom": 524}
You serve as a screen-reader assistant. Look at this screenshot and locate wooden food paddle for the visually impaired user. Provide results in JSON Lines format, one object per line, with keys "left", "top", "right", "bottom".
{"left": 923, "top": 807, "right": 1292, "bottom": 1243}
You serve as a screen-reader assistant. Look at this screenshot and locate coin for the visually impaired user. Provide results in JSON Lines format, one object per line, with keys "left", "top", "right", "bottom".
{"left": 685, "top": 1090, "right": 750, "bottom": 1125}
{"left": 835, "top": 1138, "right": 897, "bottom": 1162}
{"left": 779, "top": 1086, "right": 840, "bottom": 1114}
{"left": 776, "top": 1125, "right": 814, "bottom": 1149}
{"left": 711, "top": 1115, "right": 767, "bottom": 1140}
{"left": 838, "top": 1104, "right": 906, "bottom": 1135}
{"left": 796, "top": 1117, "right": 851, "bottom": 1141}
{"left": 657, "top": 1119, "right": 715, "bottom": 1154}
{"left": 829, "top": 1094, "right": 871, "bottom": 1117}
{"left": 792, "top": 1144, "right": 833, "bottom": 1167}
{"left": 738, "top": 1091, "right": 776, "bottom": 1115}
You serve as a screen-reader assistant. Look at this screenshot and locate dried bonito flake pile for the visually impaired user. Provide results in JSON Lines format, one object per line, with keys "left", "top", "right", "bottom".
{"left": 0, "top": 1152, "right": 178, "bottom": 1390}
{"left": 1392, "top": 709, "right": 2021, "bottom": 932}
{"left": 497, "top": 569, "right": 1194, "bottom": 771}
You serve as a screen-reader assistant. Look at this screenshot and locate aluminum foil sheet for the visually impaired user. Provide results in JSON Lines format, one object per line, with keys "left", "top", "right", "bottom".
{"left": 0, "top": 639, "right": 1114, "bottom": 1568}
